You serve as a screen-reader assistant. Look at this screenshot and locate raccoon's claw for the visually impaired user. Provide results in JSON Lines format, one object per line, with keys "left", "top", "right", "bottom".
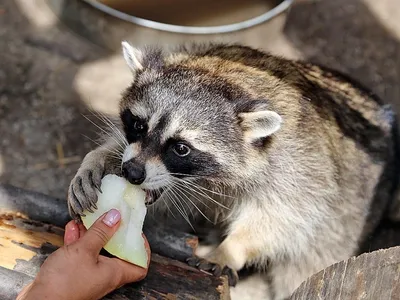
{"left": 67, "top": 165, "right": 104, "bottom": 218}
{"left": 222, "top": 266, "right": 239, "bottom": 286}
{"left": 186, "top": 256, "right": 239, "bottom": 286}
{"left": 68, "top": 187, "right": 84, "bottom": 220}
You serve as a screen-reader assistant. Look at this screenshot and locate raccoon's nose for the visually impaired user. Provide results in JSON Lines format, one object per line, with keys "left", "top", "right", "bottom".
{"left": 122, "top": 161, "right": 146, "bottom": 185}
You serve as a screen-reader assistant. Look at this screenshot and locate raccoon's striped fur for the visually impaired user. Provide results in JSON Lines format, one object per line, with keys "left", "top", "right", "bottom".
{"left": 68, "top": 42, "right": 400, "bottom": 299}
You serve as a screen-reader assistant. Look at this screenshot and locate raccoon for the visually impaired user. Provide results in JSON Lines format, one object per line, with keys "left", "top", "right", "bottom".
{"left": 68, "top": 42, "right": 400, "bottom": 299}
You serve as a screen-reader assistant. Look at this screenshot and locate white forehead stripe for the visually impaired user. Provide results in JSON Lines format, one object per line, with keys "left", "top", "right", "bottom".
{"left": 161, "top": 117, "right": 181, "bottom": 143}
{"left": 148, "top": 111, "right": 162, "bottom": 132}
{"left": 130, "top": 105, "right": 148, "bottom": 119}
{"left": 122, "top": 143, "right": 141, "bottom": 162}
{"left": 179, "top": 129, "right": 200, "bottom": 142}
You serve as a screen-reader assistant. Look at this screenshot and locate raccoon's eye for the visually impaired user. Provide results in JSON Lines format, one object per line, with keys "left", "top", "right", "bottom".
{"left": 173, "top": 143, "right": 191, "bottom": 157}
{"left": 133, "top": 120, "right": 146, "bottom": 133}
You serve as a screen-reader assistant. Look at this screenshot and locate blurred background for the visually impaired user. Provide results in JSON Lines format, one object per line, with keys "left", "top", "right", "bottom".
{"left": 0, "top": 0, "right": 399, "bottom": 297}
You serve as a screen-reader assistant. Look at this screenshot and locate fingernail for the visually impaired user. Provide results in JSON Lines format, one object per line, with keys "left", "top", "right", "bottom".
{"left": 102, "top": 209, "right": 121, "bottom": 227}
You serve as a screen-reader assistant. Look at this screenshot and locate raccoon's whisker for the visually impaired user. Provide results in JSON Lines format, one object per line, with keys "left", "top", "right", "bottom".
{"left": 172, "top": 181, "right": 213, "bottom": 223}
{"left": 94, "top": 111, "right": 129, "bottom": 147}
{"left": 171, "top": 179, "right": 212, "bottom": 211}
{"left": 169, "top": 182, "right": 196, "bottom": 219}
{"left": 81, "top": 134, "right": 123, "bottom": 158}
{"left": 187, "top": 181, "right": 235, "bottom": 200}
{"left": 158, "top": 186, "right": 177, "bottom": 219}
{"left": 102, "top": 148, "right": 123, "bottom": 158}
{"left": 168, "top": 172, "right": 203, "bottom": 178}
{"left": 87, "top": 111, "right": 124, "bottom": 143}
{"left": 169, "top": 185, "right": 191, "bottom": 218}
{"left": 164, "top": 187, "right": 194, "bottom": 230}
{"left": 180, "top": 182, "right": 229, "bottom": 210}
{"left": 102, "top": 124, "right": 127, "bottom": 151}
{"left": 165, "top": 192, "right": 186, "bottom": 220}
{"left": 174, "top": 178, "right": 230, "bottom": 210}
{"left": 169, "top": 173, "right": 235, "bottom": 199}
{"left": 82, "top": 134, "right": 103, "bottom": 149}
{"left": 81, "top": 114, "right": 126, "bottom": 151}
{"left": 162, "top": 195, "right": 176, "bottom": 219}
{"left": 171, "top": 180, "right": 213, "bottom": 214}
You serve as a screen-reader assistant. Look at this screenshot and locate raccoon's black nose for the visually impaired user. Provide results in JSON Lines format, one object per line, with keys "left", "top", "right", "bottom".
{"left": 122, "top": 161, "right": 146, "bottom": 185}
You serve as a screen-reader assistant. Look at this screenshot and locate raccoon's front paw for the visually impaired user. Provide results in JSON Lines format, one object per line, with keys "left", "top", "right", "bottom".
{"left": 186, "top": 256, "right": 239, "bottom": 286}
{"left": 67, "top": 163, "right": 104, "bottom": 219}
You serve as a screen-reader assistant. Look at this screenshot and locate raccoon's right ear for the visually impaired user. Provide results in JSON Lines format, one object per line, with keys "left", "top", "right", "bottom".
{"left": 236, "top": 100, "right": 282, "bottom": 142}
{"left": 122, "top": 41, "right": 144, "bottom": 74}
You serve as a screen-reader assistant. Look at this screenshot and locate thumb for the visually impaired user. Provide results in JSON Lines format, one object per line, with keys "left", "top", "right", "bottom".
{"left": 79, "top": 209, "right": 121, "bottom": 256}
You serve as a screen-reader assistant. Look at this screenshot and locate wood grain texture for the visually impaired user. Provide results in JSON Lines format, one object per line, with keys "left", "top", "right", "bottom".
{"left": 104, "top": 254, "right": 230, "bottom": 300}
{"left": 0, "top": 212, "right": 63, "bottom": 274}
{"left": 290, "top": 246, "right": 400, "bottom": 300}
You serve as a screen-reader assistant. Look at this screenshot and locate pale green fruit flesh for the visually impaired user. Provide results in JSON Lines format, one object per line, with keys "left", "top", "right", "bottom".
{"left": 81, "top": 174, "right": 148, "bottom": 268}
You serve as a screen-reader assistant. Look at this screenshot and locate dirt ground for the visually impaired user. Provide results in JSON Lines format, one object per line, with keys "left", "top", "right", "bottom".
{"left": 1, "top": 0, "right": 399, "bottom": 298}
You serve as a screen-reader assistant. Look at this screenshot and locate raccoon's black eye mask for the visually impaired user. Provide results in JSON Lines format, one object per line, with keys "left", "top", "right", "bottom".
{"left": 120, "top": 108, "right": 192, "bottom": 159}
{"left": 120, "top": 109, "right": 147, "bottom": 143}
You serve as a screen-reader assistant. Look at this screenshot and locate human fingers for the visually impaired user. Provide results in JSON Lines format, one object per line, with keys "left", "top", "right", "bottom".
{"left": 63, "top": 220, "right": 80, "bottom": 245}
{"left": 142, "top": 234, "right": 151, "bottom": 267}
{"left": 77, "top": 221, "right": 87, "bottom": 237}
{"left": 113, "top": 234, "right": 151, "bottom": 284}
{"left": 78, "top": 209, "right": 121, "bottom": 256}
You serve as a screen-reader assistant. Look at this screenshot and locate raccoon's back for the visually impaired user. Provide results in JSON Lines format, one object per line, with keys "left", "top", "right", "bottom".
{"left": 295, "top": 62, "right": 396, "bottom": 161}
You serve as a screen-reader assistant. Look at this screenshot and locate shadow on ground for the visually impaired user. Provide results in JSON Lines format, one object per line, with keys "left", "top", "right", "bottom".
{"left": 0, "top": 0, "right": 112, "bottom": 198}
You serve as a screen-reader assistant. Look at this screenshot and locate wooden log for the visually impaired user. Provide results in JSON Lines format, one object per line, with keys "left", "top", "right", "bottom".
{"left": 289, "top": 246, "right": 400, "bottom": 300}
{"left": 0, "top": 184, "right": 70, "bottom": 228}
{"left": 0, "top": 212, "right": 230, "bottom": 300}
{"left": 0, "top": 212, "right": 64, "bottom": 277}
{"left": 0, "top": 267, "right": 34, "bottom": 300}
{"left": 0, "top": 184, "right": 198, "bottom": 262}
{"left": 104, "top": 254, "right": 230, "bottom": 300}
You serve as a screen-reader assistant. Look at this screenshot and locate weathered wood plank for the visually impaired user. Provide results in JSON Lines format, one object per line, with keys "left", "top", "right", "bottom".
{"left": 0, "top": 212, "right": 230, "bottom": 300}
{"left": 0, "top": 267, "right": 34, "bottom": 300}
{"left": 104, "top": 254, "right": 230, "bottom": 300}
{"left": 0, "top": 212, "right": 63, "bottom": 276}
{"left": 290, "top": 246, "right": 400, "bottom": 300}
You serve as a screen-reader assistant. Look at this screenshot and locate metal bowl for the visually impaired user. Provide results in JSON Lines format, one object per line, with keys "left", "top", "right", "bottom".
{"left": 82, "top": 0, "right": 294, "bottom": 34}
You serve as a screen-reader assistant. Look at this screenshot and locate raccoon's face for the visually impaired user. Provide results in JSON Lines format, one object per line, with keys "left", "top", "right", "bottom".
{"left": 118, "top": 42, "right": 282, "bottom": 205}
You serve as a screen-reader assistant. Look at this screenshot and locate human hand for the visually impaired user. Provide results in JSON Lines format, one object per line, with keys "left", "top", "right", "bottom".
{"left": 17, "top": 209, "right": 151, "bottom": 300}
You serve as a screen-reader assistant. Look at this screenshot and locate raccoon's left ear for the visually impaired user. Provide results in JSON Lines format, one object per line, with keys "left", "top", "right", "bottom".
{"left": 122, "top": 41, "right": 164, "bottom": 76}
{"left": 236, "top": 101, "right": 282, "bottom": 142}
{"left": 122, "top": 41, "right": 144, "bottom": 74}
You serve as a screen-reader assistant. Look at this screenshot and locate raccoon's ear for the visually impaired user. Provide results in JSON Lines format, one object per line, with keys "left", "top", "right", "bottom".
{"left": 122, "top": 41, "right": 144, "bottom": 73}
{"left": 236, "top": 101, "right": 282, "bottom": 142}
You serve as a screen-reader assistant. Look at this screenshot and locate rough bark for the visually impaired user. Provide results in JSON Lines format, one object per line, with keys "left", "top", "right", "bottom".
{"left": 290, "top": 246, "right": 400, "bottom": 300}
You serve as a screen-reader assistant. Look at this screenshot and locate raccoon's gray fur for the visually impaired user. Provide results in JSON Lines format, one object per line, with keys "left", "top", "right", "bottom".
{"left": 68, "top": 42, "right": 400, "bottom": 299}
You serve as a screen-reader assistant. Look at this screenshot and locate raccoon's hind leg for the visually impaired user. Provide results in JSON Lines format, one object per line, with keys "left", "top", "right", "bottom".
{"left": 67, "top": 140, "right": 122, "bottom": 219}
{"left": 187, "top": 229, "right": 253, "bottom": 287}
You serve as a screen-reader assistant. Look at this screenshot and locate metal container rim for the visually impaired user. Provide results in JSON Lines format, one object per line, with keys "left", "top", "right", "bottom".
{"left": 82, "top": 0, "right": 294, "bottom": 34}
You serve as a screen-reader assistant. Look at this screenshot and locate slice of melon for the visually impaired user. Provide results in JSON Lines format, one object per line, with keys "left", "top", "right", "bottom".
{"left": 81, "top": 174, "right": 148, "bottom": 268}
